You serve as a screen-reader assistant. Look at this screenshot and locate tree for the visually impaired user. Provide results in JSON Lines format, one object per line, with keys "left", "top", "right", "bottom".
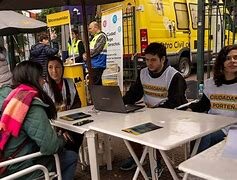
{"left": 37, "top": 7, "right": 61, "bottom": 23}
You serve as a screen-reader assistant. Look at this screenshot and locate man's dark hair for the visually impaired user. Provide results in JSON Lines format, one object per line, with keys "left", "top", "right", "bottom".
{"left": 72, "top": 28, "right": 79, "bottom": 35}
{"left": 38, "top": 32, "right": 49, "bottom": 42}
{"left": 144, "top": 42, "right": 168, "bottom": 64}
{"left": 71, "top": 28, "right": 81, "bottom": 41}
{"left": 214, "top": 44, "right": 237, "bottom": 86}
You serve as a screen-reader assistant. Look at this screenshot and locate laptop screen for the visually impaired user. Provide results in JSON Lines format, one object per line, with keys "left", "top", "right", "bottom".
{"left": 90, "top": 85, "right": 127, "bottom": 113}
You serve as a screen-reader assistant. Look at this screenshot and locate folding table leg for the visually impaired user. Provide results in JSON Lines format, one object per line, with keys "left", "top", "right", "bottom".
{"left": 86, "top": 130, "right": 100, "bottom": 180}
{"left": 183, "top": 138, "right": 201, "bottom": 180}
{"left": 133, "top": 146, "right": 148, "bottom": 179}
{"left": 148, "top": 147, "right": 158, "bottom": 180}
{"left": 104, "top": 134, "right": 112, "bottom": 170}
{"left": 123, "top": 140, "right": 149, "bottom": 180}
{"left": 190, "top": 138, "right": 201, "bottom": 157}
{"left": 159, "top": 150, "right": 179, "bottom": 180}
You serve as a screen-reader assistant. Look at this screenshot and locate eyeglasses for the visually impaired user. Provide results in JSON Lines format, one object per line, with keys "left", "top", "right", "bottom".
{"left": 226, "top": 55, "right": 237, "bottom": 61}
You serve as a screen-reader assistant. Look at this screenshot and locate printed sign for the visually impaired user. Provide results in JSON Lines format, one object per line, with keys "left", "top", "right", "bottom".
{"left": 47, "top": 10, "right": 70, "bottom": 27}
{"left": 101, "top": 7, "right": 123, "bottom": 90}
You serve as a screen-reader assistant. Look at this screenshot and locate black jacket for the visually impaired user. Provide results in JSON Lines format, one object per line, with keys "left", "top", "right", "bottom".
{"left": 30, "top": 41, "right": 59, "bottom": 77}
{"left": 123, "top": 65, "right": 188, "bottom": 109}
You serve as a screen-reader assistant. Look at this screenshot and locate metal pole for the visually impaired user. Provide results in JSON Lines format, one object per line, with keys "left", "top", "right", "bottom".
{"left": 207, "top": 2, "right": 212, "bottom": 78}
{"left": 68, "top": 23, "right": 75, "bottom": 63}
{"left": 8, "top": 35, "right": 16, "bottom": 71}
{"left": 81, "top": 0, "right": 93, "bottom": 85}
{"left": 132, "top": 6, "right": 138, "bottom": 80}
{"left": 233, "top": 1, "right": 237, "bottom": 44}
{"left": 197, "top": 0, "right": 205, "bottom": 87}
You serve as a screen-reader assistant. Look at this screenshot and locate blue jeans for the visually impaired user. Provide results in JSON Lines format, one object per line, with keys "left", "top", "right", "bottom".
{"left": 197, "top": 130, "right": 225, "bottom": 153}
{"left": 59, "top": 150, "right": 78, "bottom": 180}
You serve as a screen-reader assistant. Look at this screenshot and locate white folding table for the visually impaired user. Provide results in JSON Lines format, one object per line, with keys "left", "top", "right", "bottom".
{"left": 179, "top": 140, "right": 237, "bottom": 180}
{"left": 88, "top": 108, "right": 237, "bottom": 180}
{"left": 52, "top": 106, "right": 237, "bottom": 180}
{"left": 51, "top": 106, "right": 102, "bottom": 180}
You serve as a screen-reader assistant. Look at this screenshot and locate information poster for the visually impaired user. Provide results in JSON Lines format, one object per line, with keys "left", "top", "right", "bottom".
{"left": 101, "top": 7, "right": 123, "bottom": 91}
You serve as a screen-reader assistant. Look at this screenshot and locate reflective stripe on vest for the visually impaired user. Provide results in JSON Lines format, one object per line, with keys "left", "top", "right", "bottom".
{"left": 90, "top": 33, "right": 108, "bottom": 52}
{"left": 68, "top": 39, "right": 81, "bottom": 56}
{"left": 90, "top": 33, "right": 108, "bottom": 68}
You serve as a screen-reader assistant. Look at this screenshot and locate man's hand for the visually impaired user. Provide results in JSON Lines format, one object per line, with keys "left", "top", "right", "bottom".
{"left": 83, "top": 53, "right": 87, "bottom": 61}
{"left": 50, "top": 30, "right": 57, "bottom": 40}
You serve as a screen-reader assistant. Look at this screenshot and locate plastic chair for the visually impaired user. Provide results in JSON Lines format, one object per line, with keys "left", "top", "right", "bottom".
{"left": 177, "top": 80, "right": 199, "bottom": 160}
{"left": 171, "top": 80, "right": 199, "bottom": 163}
{"left": 0, "top": 152, "right": 62, "bottom": 180}
{"left": 185, "top": 80, "right": 198, "bottom": 100}
{"left": 175, "top": 80, "right": 199, "bottom": 110}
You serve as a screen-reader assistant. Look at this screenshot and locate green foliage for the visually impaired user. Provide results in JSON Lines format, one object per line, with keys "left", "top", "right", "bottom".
{"left": 37, "top": 7, "right": 61, "bottom": 23}
{"left": 36, "top": 8, "right": 62, "bottom": 44}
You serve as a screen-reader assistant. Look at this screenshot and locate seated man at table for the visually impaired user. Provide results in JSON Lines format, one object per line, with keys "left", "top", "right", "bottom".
{"left": 121, "top": 42, "right": 187, "bottom": 175}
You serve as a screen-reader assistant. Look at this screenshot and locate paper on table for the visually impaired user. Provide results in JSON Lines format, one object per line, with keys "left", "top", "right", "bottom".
{"left": 122, "top": 122, "right": 162, "bottom": 135}
{"left": 222, "top": 127, "right": 237, "bottom": 159}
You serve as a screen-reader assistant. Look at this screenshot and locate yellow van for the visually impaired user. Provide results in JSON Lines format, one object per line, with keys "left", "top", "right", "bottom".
{"left": 99, "top": 0, "right": 235, "bottom": 78}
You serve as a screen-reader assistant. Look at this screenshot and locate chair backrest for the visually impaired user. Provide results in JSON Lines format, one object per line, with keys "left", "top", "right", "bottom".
{"left": 0, "top": 152, "right": 62, "bottom": 180}
{"left": 186, "top": 80, "right": 198, "bottom": 100}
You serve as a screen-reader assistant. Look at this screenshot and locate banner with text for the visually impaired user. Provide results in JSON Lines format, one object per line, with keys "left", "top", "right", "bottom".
{"left": 47, "top": 10, "right": 70, "bottom": 27}
{"left": 101, "top": 7, "right": 123, "bottom": 91}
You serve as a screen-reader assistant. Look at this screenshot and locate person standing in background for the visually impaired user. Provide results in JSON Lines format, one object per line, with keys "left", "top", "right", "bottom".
{"left": 67, "top": 28, "right": 85, "bottom": 63}
{"left": 30, "top": 31, "right": 59, "bottom": 78}
{"left": 0, "top": 45, "right": 12, "bottom": 108}
{"left": 83, "top": 21, "right": 108, "bottom": 85}
{"left": 0, "top": 46, "right": 12, "bottom": 88}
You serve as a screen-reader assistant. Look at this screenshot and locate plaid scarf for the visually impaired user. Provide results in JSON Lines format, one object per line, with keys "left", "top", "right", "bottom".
{"left": 0, "top": 84, "right": 38, "bottom": 150}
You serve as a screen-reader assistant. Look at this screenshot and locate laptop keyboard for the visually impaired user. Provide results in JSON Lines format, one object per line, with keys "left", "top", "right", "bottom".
{"left": 125, "top": 104, "right": 144, "bottom": 112}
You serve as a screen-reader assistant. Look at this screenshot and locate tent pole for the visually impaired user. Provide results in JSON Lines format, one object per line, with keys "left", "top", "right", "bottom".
{"left": 81, "top": 0, "right": 93, "bottom": 86}
{"left": 197, "top": 0, "right": 205, "bottom": 90}
{"left": 7, "top": 35, "right": 16, "bottom": 71}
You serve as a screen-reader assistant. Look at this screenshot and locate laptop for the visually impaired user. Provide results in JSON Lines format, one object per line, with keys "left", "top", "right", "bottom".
{"left": 90, "top": 85, "right": 145, "bottom": 113}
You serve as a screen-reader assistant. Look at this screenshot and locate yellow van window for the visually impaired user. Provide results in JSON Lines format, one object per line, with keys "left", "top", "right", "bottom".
{"left": 174, "top": 3, "right": 189, "bottom": 30}
{"left": 189, "top": 4, "right": 198, "bottom": 29}
{"left": 189, "top": 3, "right": 209, "bottom": 29}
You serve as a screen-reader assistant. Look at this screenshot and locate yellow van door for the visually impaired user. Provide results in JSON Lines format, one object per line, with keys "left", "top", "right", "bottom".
{"left": 173, "top": 1, "right": 190, "bottom": 48}
{"left": 172, "top": 1, "right": 191, "bottom": 77}
{"left": 187, "top": 2, "right": 198, "bottom": 61}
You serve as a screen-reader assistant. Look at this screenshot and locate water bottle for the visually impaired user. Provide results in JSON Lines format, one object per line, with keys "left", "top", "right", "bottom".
{"left": 198, "top": 83, "right": 204, "bottom": 99}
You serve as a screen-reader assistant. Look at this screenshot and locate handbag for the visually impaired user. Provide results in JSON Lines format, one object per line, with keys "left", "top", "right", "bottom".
{"left": 0, "top": 139, "right": 28, "bottom": 175}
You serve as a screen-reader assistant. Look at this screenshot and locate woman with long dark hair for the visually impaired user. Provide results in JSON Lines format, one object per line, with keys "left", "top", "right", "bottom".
{"left": 190, "top": 44, "right": 237, "bottom": 152}
{"left": 44, "top": 56, "right": 83, "bottom": 153}
{"left": 0, "top": 61, "right": 78, "bottom": 179}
